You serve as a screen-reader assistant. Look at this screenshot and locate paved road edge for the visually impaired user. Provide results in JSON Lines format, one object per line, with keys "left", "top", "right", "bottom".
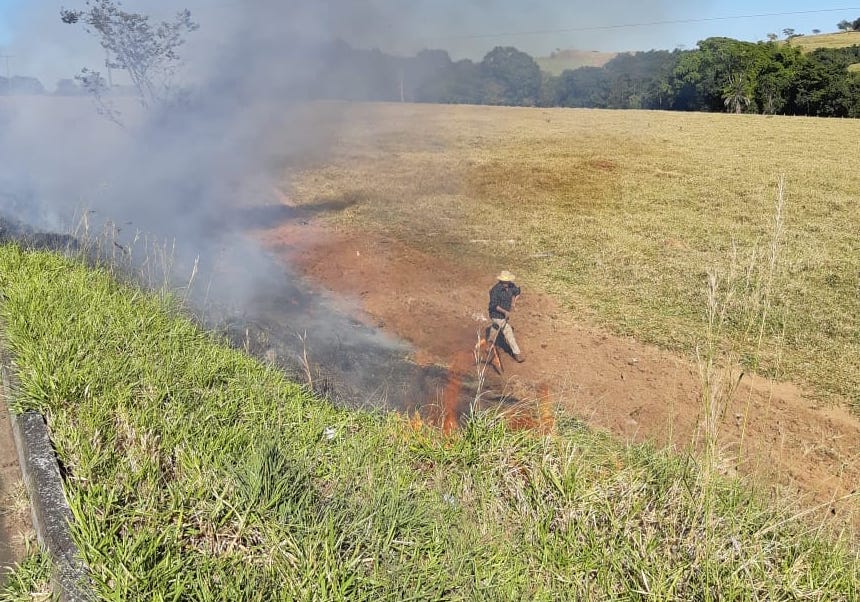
{"left": 1, "top": 351, "right": 92, "bottom": 602}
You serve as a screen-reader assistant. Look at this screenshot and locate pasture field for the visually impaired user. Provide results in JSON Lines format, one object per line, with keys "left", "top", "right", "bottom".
{"left": 1, "top": 247, "right": 859, "bottom": 599}
{"left": 786, "top": 30, "right": 860, "bottom": 51}
{"left": 286, "top": 103, "right": 860, "bottom": 406}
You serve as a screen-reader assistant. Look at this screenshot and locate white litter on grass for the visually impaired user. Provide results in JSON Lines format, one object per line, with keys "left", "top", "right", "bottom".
{"left": 323, "top": 427, "right": 337, "bottom": 441}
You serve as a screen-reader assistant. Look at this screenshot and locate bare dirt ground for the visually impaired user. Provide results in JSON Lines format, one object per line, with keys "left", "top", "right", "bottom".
{"left": 0, "top": 404, "right": 31, "bottom": 583}
{"left": 259, "top": 220, "right": 860, "bottom": 525}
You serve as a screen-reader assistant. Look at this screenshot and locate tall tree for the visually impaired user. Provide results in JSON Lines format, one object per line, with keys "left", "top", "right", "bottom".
{"left": 723, "top": 73, "right": 752, "bottom": 113}
{"left": 480, "top": 46, "right": 541, "bottom": 106}
{"left": 416, "top": 59, "right": 490, "bottom": 105}
{"left": 61, "top": 0, "right": 198, "bottom": 112}
{"left": 755, "top": 43, "right": 804, "bottom": 114}
{"left": 603, "top": 50, "right": 678, "bottom": 109}
{"left": 553, "top": 67, "right": 611, "bottom": 108}
{"left": 847, "top": 73, "right": 860, "bottom": 117}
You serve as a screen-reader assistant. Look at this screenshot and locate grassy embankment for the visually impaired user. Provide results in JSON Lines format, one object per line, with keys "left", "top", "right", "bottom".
{"left": 0, "top": 245, "right": 857, "bottom": 599}
{"left": 286, "top": 104, "right": 860, "bottom": 406}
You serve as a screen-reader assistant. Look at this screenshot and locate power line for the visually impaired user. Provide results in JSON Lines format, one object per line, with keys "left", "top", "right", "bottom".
{"left": 436, "top": 7, "right": 860, "bottom": 41}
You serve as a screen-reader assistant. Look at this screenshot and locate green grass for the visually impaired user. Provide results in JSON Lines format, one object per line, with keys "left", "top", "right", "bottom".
{"left": 0, "top": 549, "right": 53, "bottom": 602}
{"left": 0, "top": 245, "right": 858, "bottom": 599}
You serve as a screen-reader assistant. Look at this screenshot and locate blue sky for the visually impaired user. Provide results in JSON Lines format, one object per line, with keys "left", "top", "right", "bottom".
{"left": 394, "top": 1, "right": 860, "bottom": 54}
{"left": 1, "top": 1, "right": 859, "bottom": 82}
{"left": 0, "top": 0, "right": 13, "bottom": 44}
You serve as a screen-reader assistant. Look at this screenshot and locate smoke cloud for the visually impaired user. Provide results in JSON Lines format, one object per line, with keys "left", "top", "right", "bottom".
{"left": 2, "top": 0, "right": 393, "bottom": 235}
{"left": 0, "top": 0, "right": 679, "bottom": 407}
{"left": 0, "top": 0, "right": 454, "bottom": 407}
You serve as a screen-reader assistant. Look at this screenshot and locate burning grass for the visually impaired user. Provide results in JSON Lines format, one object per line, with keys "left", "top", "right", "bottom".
{"left": 1, "top": 245, "right": 859, "bottom": 599}
{"left": 285, "top": 103, "right": 860, "bottom": 407}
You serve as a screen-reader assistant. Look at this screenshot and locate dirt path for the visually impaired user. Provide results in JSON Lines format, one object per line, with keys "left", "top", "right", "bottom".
{"left": 258, "top": 221, "right": 860, "bottom": 525}
{"left": 0, "top": 402, "right": 30, "bottom": 583}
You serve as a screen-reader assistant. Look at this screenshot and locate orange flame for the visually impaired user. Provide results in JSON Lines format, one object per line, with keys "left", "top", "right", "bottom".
{"left": 441, "top": 350, "right": 476, "bottom": 435}
{"left": 441, "top": 370, "right": 462, "bottom": 435}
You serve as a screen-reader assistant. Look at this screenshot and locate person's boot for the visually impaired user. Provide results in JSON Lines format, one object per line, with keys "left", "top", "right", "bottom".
{"left": 514, "top": 354, "right": 525, "bottom": 363}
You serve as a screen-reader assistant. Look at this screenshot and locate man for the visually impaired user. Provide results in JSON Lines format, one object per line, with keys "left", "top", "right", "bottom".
{"left": 488, "top": 270, "right": 524, "bottom": 362}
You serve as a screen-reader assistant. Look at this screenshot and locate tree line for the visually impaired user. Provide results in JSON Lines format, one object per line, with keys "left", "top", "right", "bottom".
{"left": 314, "top": 36, "right": 860, "bottom": 118}
{"left": 0, "top": 76, "right": 46, "bottom": 95}
{"left": 6, "top": 34, "right": 860, "bottom": 118}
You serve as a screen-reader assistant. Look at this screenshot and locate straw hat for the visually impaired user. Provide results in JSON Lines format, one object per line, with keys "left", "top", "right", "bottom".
{"left": 496, "top": 270, "right": 516, "bottom": 282}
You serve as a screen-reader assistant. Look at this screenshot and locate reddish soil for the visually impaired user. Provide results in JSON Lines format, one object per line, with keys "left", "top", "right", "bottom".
{"left": 258, "top": 221, "right": 860, "bottom": 525}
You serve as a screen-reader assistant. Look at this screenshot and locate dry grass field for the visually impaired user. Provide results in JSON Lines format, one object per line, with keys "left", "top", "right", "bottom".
{"left": 285, "top": 103, "right": 860, "bottom": 407}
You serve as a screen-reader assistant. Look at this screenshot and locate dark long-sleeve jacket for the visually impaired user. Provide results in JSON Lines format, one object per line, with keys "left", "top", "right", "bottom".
{"left": 488, "top": 282, "right": 521, "bottom": 320}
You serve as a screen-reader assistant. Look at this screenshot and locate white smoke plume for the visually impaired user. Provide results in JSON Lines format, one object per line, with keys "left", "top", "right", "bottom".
{"left": 1, "top": 1, "right": 397, "bottom": 239}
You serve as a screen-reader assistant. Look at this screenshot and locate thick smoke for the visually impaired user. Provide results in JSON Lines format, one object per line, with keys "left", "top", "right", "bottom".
{"left": 2, "top": 1, "right": 386, "bottom": 240}
{"left": 0, "top": 0, "right": 454, "bottom": 408}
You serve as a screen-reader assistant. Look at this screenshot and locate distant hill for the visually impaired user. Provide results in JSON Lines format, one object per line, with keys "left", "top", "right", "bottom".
{"left": 785, "top": 30, "right": 860, "bottom": 51}
{"left": 536, "top": 33, "right": 860, "bottom": 77}
{"left": 536, "top": 49, "right": 618, "bottom": 75}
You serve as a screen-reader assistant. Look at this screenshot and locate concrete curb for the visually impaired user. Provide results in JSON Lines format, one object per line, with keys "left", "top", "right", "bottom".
{"left": 1, "top": 354, "right": 92, "bottom": 601}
